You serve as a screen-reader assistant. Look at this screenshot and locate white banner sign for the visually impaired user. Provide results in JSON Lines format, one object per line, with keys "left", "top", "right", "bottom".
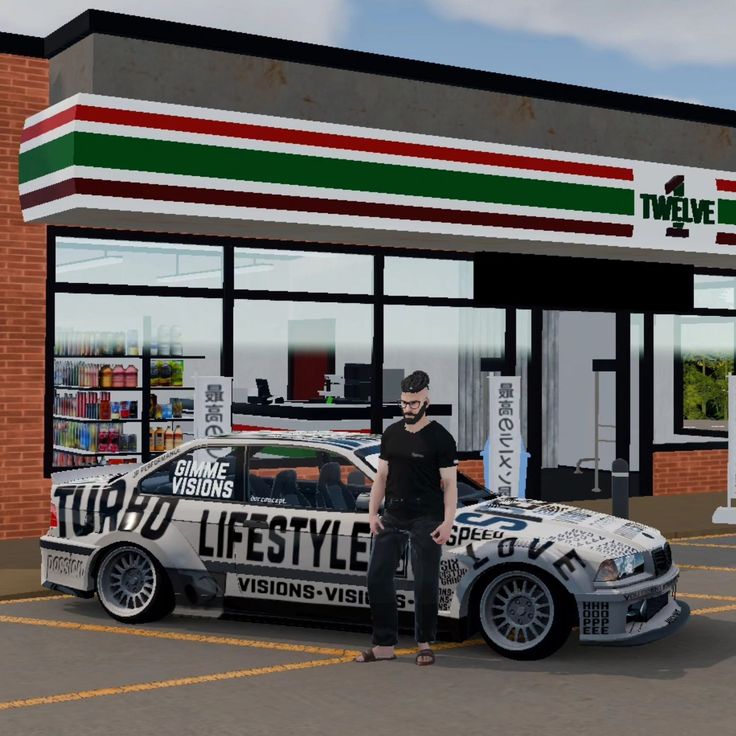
{"left": 195, "top": 376, "right": 233, "bottom": 442}
{"left": 488, "top": 375, "right": 521, "bottom": 496}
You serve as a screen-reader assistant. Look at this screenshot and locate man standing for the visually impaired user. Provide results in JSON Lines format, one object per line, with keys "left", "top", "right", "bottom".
{"left": 355, "top": 370, "right": 458, "bottom": 666}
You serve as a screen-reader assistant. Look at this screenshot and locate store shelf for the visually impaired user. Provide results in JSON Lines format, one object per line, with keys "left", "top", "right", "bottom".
{"left": 150, "top": 386, "right": 195, "bottom": 390}
{"left": 54, "top": 354, "right": 144, "bottom": 359}
{"left": 54, "top": 354, "right": 206, "bottom": 359}
{"left": 53, "top": 445, "right": 142, "bottom": 456}
{"left": 53, "top": 415, "right": 142, "bottom": 422}
{"left": 55, "top": 386, "right": 142, "bottom": 391}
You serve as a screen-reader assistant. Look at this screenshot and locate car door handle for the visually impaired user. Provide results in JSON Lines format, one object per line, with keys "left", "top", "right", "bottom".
{"left": 243, "top": 519, "right": 269, "bottom": 529}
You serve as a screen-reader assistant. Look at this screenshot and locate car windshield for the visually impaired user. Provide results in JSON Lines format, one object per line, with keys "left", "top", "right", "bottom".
{"left": 355, "top": 444, "right": 494, "bottom": 503}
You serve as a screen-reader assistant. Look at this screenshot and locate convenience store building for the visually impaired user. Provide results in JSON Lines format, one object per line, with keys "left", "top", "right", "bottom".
{"left": 3, "top": 9, "right": 736, "bottom": 540}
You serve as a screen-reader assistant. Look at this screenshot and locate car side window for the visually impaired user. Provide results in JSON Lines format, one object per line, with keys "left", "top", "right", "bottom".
{"left": 138, "top": 445, "right": 245, "bottom": 502}
{"left": 246, "top": 445, "right": 370, "bottom": 511}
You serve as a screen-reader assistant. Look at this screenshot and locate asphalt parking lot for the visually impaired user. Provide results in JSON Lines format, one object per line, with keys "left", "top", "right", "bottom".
{"left": 1, "top": 533, "right": 736, "bottom": 736}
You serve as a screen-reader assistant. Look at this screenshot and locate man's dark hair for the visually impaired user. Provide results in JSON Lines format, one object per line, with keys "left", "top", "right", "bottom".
{"left": 401, "top": 370, "right": 430, "bottom": 393}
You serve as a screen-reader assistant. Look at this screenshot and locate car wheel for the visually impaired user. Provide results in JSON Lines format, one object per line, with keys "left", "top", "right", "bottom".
{"left": 96, "top": 545, "right": 173, "bottom": 624}
{"left": 477, "top": 567, "right": 572, "bottom": 660}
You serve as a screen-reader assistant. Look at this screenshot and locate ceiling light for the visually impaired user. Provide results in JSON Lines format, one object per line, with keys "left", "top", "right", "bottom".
{"left": 56, "top": 255, "right": 124, "bottom": 273}
{"left": 157, "top": 262, "right": 273, "bottom": 284}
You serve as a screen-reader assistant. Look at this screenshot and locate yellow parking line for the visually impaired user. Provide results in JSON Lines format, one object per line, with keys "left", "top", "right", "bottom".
{"left": 0, "top": 615, "right": 356, "bottom": 657}
{"left": 691, "top": 604, "right": 736, "bottom": 616}
{"left": 0, "top": 655, "right": 355, "bottom": 711}
{"left": 670, "top": 533, "right": 736, "bottom": 542}
{"left": 673, "top": 542, "right": 736, "bottom": 549}
{"left": 0, "top": 595, "right": 73, "bottom": 605}
{"left": 679, "top": 593, "right": 736, "bottom": 602}
{"left": 678, "top": 564, "right": 736, "bottom": 572}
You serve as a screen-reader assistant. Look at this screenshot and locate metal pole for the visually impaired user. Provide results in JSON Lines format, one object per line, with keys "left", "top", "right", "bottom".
{"left": 593, "top": 371, "right": 601, "bottom": 492}
{"left": 611, "top": 458, "right": 630, "bottom": 518}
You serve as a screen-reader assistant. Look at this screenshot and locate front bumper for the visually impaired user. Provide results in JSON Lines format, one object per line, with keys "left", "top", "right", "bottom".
{"left": 576, "top": 565, "right": 689, "bottom": 646}
{"left": 40, "top": 536, "right": 96, "bottom": 597}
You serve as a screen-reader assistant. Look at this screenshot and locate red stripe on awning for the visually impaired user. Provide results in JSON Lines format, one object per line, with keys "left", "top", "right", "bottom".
{"left": 21, "top": 103, "right": 634, "bottom": 181}
{"left": 21, "top": 177, "right": 634, "bottom": 238}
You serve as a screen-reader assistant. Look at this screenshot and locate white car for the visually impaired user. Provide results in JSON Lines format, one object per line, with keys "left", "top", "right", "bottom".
{"left": 41, "top": 431, "right": 689, "bottom": 660}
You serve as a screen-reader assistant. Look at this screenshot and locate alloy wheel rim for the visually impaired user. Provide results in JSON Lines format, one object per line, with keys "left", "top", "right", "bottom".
{"left": 99, "top": 547, "right": 157, "bottom": 617}
{"left": 480, "top": 571, "right": 554, "bottom": 650}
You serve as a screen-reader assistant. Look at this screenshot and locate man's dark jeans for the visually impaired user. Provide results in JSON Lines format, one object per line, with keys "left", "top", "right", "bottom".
{"left": 367, "top": 512, "right": 443, "bottom": 646}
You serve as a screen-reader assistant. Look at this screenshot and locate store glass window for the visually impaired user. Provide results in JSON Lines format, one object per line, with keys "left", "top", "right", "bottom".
{"left": 56, "top": 237, "right": 223, "bottom": 288}
{"left": 53, "top": 293, "right": 222, "bottom": 470}
{"left": 234, "top": 247, "right": 372, "bottom": 295}
{"left": 678, "top": 316, "right": 736, "bottom": 432}
{"left": 693, "top": 274, "right": 736, "bottom": 310}
{"left": 247, "top": 445, "right": 370, "bottom": 510}
{"left": 383, "top": 305, "right": 505, "bottom": 450}
{"left": 233, "top": 300, "right": 372, "bottom": 432}
{"left": 384, "top": 256, "right": 473, "bottom": 299}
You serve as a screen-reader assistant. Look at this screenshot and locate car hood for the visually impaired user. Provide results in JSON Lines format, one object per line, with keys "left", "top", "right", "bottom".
{"left": 453, "top": 496, "right": 666, "bottom": 553}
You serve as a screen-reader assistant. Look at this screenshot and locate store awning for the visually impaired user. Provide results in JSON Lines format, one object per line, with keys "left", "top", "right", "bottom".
{"left": 17, "top": 93, "right": 736, "bottom": 263}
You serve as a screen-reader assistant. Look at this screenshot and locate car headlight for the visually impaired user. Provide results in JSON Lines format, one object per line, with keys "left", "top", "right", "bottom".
{"left": 595, "top": 552, "right": 645, "bottom": 582}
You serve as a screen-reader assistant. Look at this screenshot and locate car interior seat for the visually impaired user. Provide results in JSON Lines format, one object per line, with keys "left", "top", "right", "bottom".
{"left": 271, "top": 469, "right": 309, "bottom": 507}
{"left": 318, "top": 462, "right": 355, "bottom": 511}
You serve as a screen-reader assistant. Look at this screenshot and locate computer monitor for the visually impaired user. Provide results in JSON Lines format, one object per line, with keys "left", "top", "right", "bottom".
{"left": 255, "top": 379, "right": 272, "bottom": 398}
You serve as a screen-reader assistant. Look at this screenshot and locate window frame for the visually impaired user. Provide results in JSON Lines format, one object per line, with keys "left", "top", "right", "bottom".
{"left": 673, "top": 313, "right": 736, "bottom": 438}
{"left": 47, "top": 225, "right": 487, "bottom": 479}
{"left": 244, "top": 442, "right": 372, "bottom": 512}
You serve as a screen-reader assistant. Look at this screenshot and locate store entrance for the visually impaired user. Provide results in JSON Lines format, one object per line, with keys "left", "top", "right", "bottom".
{"left": 535, "top": 310, "right": 639, "bottom": 502}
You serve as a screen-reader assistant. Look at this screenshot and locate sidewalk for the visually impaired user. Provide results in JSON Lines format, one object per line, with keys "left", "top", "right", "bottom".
{"left": 0, "top": 492, "right": 733, "bottom": 601}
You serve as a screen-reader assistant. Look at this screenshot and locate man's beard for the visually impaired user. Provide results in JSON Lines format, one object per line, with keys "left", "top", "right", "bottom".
{"left": 404, "top": 401, "right": 428, "bottom": 425}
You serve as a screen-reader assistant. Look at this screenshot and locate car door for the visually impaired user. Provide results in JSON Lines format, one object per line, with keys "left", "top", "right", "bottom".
{"left": 226, "top": 442, "right": 411, "bottom": 622}
{"left": 136, "top": 441, "right": 256, "bottom": 615}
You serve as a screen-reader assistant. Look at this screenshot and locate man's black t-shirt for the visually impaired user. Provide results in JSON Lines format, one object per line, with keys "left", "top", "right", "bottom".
{"left": 379, "top": 419, "right": 458, "bottom": 521}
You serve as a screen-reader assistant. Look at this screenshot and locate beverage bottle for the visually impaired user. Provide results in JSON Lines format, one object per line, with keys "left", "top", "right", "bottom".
{"left": 127, "top": 329, "right": 139, "bottom": 356}
{"left": 112, "top": 365, "right": 125, "bottom": 388}
{"left": 164, "top": 427, "right": 174, "bottom": 451}
{"left": 101, "top": 365, "right": 113, "bottom": 388}
{"left": 149, "top": 427, "right": 155, "bottom": 452}
{"left": 174, "top": 426, "right": 183, "bottom": 447}
{"left": 157, "top": 325, "right": 170, "bottom": 357}
{"left": 170, "top": 325, "right": 183, "bottom": 356}
{"left": 124, "top": 365, "right": 138, "bottom": 388}
{"left": 154, "top": 427, "right": 165, "bottom": 452}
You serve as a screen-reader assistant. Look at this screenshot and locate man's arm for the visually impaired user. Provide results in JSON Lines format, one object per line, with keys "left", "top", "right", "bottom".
{"left": 439, "top": 466, "right": 458, "bottom": 525}
{"left": 369, "top": 458, "right": 389, "bottom": 517}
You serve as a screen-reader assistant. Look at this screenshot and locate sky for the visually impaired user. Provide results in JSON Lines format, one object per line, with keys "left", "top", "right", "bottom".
{"left": 2, "top": 0, "right": 736, "bottom": 111}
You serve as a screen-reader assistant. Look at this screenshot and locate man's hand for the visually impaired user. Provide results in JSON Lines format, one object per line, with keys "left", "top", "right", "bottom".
{"left": 431, "top": 520, "right": 453, "bottom": 545}
{"left": 369, "top": 513, "right": 384, "bottom": 536}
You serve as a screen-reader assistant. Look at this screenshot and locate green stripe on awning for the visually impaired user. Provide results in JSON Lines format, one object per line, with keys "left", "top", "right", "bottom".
{"left": 20, "top": 132, "right": 635, "bottom": 216}
{"left": 718, "top": 199, "right": 736, "bottom": 225}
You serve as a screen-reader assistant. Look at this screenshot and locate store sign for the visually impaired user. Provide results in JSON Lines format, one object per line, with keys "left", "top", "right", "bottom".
{"left": 488, "top": 376, "right": 522, "bottom": 497}
{"left": 639, "top": 174, "right": 715, "bottom": 238}
{"left": 17, "top": 93, "right": 736, "bottom": 256}
{"left": 194, "top": 376, "right": 232, "bottom": 446}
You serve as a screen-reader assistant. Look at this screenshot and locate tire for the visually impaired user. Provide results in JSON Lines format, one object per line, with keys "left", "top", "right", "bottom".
{"left": 96, "top": 545, "right": 174, "bottom": 624}
{"left": 476, "top": 566, "right": 573, "bottom": 660}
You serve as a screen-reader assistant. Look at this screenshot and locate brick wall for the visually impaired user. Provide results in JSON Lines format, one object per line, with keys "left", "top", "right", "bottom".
{"left": 0, "top": 54, "right": 49, "bottom": 539}
{"left": 458, "top": 459, "right": 484, "bottom": 487}
{"left": 653, "top": 449, "right": 727, "bottom": 495}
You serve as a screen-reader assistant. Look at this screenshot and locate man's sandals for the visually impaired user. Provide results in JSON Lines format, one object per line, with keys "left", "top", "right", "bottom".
{"left": 354, "top": 648, "right": 397, "bottom": 662}
{"left": 354, "top": 647, "right": 436, "bottom": 665}
{"left": 415, "top": 648, "right": 435, "bottom": 666}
